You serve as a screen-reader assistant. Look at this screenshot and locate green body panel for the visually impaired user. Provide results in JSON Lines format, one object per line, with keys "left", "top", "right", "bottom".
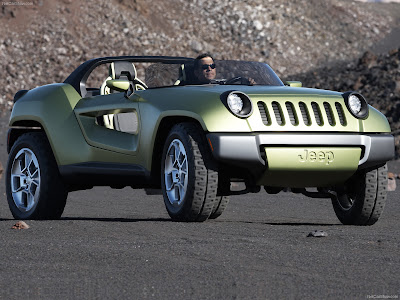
{"left": 134, "top": 85, "right": 391, "bottom": 134}
{"left": 258, "top": 147, "right": 361, "bottom": 187}
{"left": 10, "top": 84, "right": 86, "bottom": 165}
{"left": 361, "top": 105, "right": 391, "bottom": 132}
{"left": 131, "top": 87, "right": 251, "bottom": 171}
{"left": 74, "top": 93, "right": 140, "bottom": 156}
{"left": 285, "top": 81, "right": 302, "bottom": 87}
{"left": 106, "top": 79, "right": 131, "bottom": 91}
{"left": 9, "top": 83, "right": 391, "bottom": 176}
{"left": 130, "top": 87, "right": 250, "bottom": 170}
{"left": 135, "top": 86, "right": 251, "bottom": 132}
{"left": 10, "top": 84, "right": 140, "bottom": 166}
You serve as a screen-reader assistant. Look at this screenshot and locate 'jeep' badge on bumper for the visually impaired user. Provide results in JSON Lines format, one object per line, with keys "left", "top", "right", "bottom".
{"left": 298, "top": 150, "right": 334, "bottom": 165}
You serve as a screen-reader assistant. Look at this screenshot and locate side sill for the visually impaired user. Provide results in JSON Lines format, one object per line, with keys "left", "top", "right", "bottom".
{"left": 59, "top": 162, "right": 152, "bottom": 189}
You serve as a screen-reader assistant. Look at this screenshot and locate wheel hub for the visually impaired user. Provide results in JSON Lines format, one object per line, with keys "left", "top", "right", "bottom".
{"left": 172, "top": 170, "right": 180, "bottom": 184}
{"left": 164, "top": 139, "right": 188, "bottom": 207}
{"left": 10, "top": 148, "right": 41, "bottom": 212}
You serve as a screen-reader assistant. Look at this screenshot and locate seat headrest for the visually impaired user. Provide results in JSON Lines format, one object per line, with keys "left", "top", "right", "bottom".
{"left": 109, "top": 61, "right": 137, "bottom": 80}
{"left": 183, "top": 62, "right": 196, "bottom": 84}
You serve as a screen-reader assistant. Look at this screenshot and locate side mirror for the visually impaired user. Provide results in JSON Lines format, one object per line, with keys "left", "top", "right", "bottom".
{"left": 285, "top": 81, "right": 302, "bottom": 87}
{"left": 106, "top": 79, "right": 130, "bottom": 92}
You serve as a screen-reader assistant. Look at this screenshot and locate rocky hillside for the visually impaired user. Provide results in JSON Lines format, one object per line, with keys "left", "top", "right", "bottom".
{"left": 0, "top": 0, "right": 399, "bottom": 155}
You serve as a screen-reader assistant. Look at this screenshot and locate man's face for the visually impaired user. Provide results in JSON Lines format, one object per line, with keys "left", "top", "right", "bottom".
{"left": 196, "top": 57, "right": 216, "bottom": 82}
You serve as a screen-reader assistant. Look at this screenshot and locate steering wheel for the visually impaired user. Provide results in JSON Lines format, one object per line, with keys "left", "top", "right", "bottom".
{"left": 225, "top": 76, "right": 250, "bottom": 85}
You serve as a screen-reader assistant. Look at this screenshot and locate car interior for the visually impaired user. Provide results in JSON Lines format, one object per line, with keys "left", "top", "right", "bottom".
{"left": 96, "top": 61, "right": 146, "bottom": 132}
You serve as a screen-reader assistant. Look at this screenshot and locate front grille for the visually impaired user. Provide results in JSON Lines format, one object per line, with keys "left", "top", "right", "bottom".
{"left": 285, "top": 102, "right": 298, "bottom": 125}
{"left": 257, "top": 99, "right": 347, "bottom": 128}
{"left": 335, "top": 102, "right": 347, "bottom": 126}
{"left": 272, "top": 101, "right": 284, "bottom": 126}
{"left": 311, "top": 102, "right": 323, "bottom": 126}
{"left": 257, "top": 102, "right": 271, "bottom": 126}
{"left": 299, "top": 102, "right": 311, "bottom": 125}
{"left": 323, "top": 102, "right": 335, "bottom": 126}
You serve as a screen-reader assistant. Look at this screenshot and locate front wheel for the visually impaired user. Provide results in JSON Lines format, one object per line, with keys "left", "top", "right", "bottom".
{"left": 209, "top": 196, "right": 230, "bottom": 219}
{"left": 161, "top": 123, "right": 219, "bottom": 222}
{"left": 6, "top": 132, "right": 68, "bottom": 220}
{"left": 331, "top": 164, "right": 388, "bottom": 225}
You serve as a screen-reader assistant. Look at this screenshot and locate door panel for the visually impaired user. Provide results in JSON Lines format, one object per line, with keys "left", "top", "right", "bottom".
{"left": 73, "top": 93, "right": 140, "bottom": 155}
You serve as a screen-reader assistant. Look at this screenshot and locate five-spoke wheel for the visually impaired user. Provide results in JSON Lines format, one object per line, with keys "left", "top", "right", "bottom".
{"left": 161, "top": 123, "right": 223, "bottom": 221}
{"left": 164, "top": 139, "right": 189, "bottom": 208}
{"left": 10, "top": 148, "right": 41, "bottom": 213}
{"left": 6, "top": 132, "right": 68, "bottom": 219}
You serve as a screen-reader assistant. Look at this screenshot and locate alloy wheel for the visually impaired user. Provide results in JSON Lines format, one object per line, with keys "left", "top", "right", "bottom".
{"left": 164, "top": 139, "right": 188, "bottom": 207}
{"left": 10, "top": 148, "right": 41, "bottom": 212}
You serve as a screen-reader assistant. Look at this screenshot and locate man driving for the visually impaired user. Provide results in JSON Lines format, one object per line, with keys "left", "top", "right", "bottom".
{"left": 193, "top": 53, "right": 255, "bottom": 85}
{"left": 193, "top": 53, "right": 216, "bottom": 83}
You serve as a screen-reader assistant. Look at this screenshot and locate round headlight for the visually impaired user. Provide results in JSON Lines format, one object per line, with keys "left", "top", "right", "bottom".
{"left": 221, "top": 91, "right": 253, "bottom": 118}
{"left": 348, "top": 95, "right": 362, "bottom": 114}
{"left": 343, "top": 92, "right": 369, "bottom": 119}
{"left": 227, "top": 93, "right": 243, "bottom": 114}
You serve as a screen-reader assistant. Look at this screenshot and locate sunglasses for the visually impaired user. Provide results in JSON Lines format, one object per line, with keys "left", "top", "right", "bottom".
{"left": 201, "top": 63, "right": 216, "bottom": 70}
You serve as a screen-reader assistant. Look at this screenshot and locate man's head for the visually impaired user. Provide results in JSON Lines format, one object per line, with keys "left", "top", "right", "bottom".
{"left": 194, "top": 53, "right": 216, "bottom": 83}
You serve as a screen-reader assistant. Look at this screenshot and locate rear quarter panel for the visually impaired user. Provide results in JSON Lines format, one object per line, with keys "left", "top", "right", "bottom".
{"left": 10, "top": 84, "right": 139, "bottom": 166}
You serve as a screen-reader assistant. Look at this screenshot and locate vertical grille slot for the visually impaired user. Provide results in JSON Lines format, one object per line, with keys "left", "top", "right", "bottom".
{"left": 272, "top": 101, "right": 285, "bottom": 126}
{"left": 335, "top": 102, "right": 347, "bottom": 126}
{"left": 257, "top": 102, "right": 271, "bottom": 126}
{"left": 323, "top": 102, "right": 335, "bottom": 126}
{"left": 298, "top": 102, "right": 311, "bottom": 125}
{"left": 285, "top": 102, "right": 298, "bottom": 125}
{"left": 311, "top": 102, "right": 323, "bottom": 126}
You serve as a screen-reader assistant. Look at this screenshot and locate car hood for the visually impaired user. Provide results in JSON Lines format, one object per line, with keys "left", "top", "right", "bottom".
{"left": 179, "top": 84, "right": 342, "bottom": 98}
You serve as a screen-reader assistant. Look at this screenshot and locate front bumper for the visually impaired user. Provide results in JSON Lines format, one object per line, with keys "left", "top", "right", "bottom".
{"left": 207, "top": 133, "right": 394, "bottom": 182}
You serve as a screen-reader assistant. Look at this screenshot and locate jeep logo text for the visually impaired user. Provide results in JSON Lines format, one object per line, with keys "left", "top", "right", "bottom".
{"left": 298, "top": 150, "right": 334, "bottom": 165}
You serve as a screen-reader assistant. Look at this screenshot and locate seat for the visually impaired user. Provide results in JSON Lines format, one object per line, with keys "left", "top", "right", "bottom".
{"left": 99, "top": 61, "right": 146, "bottom": 130}
{"left": 100, "top": 61, "right": 147, "bottom": 95}
{"left": 173, "top": 63, "right": 196, "bottom": 86}
{"left": 174, "top": 64, "right": 186, "bottom": 85}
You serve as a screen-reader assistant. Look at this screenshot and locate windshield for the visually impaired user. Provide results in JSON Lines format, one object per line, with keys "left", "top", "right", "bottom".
{"left": 144, "top": 60, "right": 283, "bottom": 88}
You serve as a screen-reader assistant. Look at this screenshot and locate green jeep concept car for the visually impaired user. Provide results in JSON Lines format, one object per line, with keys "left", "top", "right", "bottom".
{"left": 6, "top": 56, "right": 395, "bottom": 225}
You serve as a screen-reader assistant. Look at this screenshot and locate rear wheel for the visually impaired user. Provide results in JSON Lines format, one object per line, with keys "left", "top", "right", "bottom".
{"left": 6, "top": 132, "right": 68, "bottom": 220}
{"left": 161, "top": 123, "right": 218, "bottom": 221}
{"left": 331, "top": 164, "right": 387, "bottom": 225}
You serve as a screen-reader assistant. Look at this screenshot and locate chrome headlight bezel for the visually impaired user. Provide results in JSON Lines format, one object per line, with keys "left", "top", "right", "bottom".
{"left": 343, "top": 91, "right": 369, "bottom": 119}
{"left": 221, "top": 91, "right": 253, "bottom": 118}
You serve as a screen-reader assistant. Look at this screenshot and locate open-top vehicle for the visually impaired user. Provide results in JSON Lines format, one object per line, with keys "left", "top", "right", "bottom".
{"left": 6, "top": 56, "right": 394, "bottom": 224}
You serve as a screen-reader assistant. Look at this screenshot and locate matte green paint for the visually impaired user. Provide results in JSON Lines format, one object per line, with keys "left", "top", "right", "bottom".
{"left": 10, "top": 84, "right": 140, "bottom": 165}
{"left": 9, "top": 82, "right": 391, "bottom": 176}
{"left": 74, "top": 92, "right": 140, "bottom": 154}
{"left": 106, "top": 79, "right": 130, "bottom": 91}
{"left": 258, "top": 147, "right": 362, "bottom": 187}
{"left": 285, "top": 81, "right": 302, "bottom": 87}
{"left": 361, "top": 105, "right": 391, "bottom": 132}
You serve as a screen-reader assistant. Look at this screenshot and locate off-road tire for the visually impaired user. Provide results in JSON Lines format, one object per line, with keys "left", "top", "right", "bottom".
{"left": 209, "top": 196, "right": 230, "bottom": 219}
{"left": 161, "top": 123, "right": 218, "bottom": 222}
{"left": 331, "top": 164, "right": 387, "bottom": 225}
{"left": 6, "top": 132, "right": 68, "bottom": 220}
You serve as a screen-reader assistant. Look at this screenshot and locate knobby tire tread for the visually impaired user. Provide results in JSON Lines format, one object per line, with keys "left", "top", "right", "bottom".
{"left": 7, "top": 132, "right": 67, "bottom": 220}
